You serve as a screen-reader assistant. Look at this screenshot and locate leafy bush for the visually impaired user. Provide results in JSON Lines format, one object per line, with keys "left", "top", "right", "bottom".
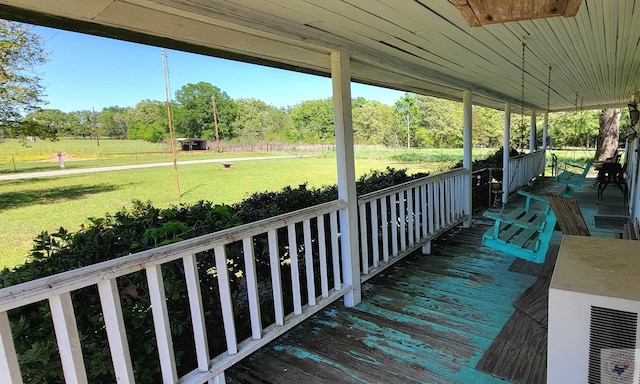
{"left": 1, "top": 167, "right": 427, "bottom": 383}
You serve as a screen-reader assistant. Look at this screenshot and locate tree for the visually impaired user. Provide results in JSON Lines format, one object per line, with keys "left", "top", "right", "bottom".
{"left": 232, "top": 98, "right": 268, "bottom": 145}
{"left": 263, "top": 105, "right": 289, "bottom": 144}
{"left": 595, "top": 108, "right": 621, "bottom": 161}
{"left": 473, "top": 106, "right": 503, "bottom": 148}
{"left": 548, "top": 109, "right": 604, "bottom": 149}
{"left": 25, "top": 109, "right": 71, "bottom": 136}
{"left": 0, "top": 20, "right": 49, "bottom": 139}
{"left": 513, "top": 114, "right": 529, "bottom": 149}
{"left": 173, "top": 82, "right": 237, "bottom": 139}
{"left": 352, "top": 100, "right": 396, "bottom": 145}
{"left": 287, "top": 98, "right": 334, "bottom": 143}
{"left": 97, "top": 106, "right": 129, "bottom": 139}
{"left": 232, "top": 98, "right": 289, "bottom": 146}
{"left": 126, "top": 100, "right": 167, "bottom": 142}
{"left": 68, "top": 110, "right": 95, "bottom": 138}
{"left": 415, "top": 95, "right": 462, "bottom": 148}
{"left": 395, "top": 93, "right": 420, "bottom": 149}
{"left": 574, "top": 109, "right": 600, "bottom": 149}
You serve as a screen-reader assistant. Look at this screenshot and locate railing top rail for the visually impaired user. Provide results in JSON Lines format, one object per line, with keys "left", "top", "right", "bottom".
{"left": 358, "top": 167, "right": 469, "bottom": 204}
{"left": 0, "top": 199, "right": 346, "bottom": 312}
{"left": 472, "top": 167, "right": 502, "bottom": 174}
{"left": 509, "top": 150, "right": 546, "bottom": 161}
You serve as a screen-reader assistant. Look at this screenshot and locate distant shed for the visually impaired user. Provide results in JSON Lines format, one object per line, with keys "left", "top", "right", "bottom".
{"left": 176, "top": 138, "right": 208, "bottom": 151}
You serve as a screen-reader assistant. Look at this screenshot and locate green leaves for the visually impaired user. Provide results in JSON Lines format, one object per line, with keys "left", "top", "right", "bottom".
{"left": 0, "top": 21, "right": 48, "bottom": 139}
{"left": 141, "top": 220, "right": 188, "bottom": 247}
{"left": 173, "top": 82, "right": 238, "bottom": 139}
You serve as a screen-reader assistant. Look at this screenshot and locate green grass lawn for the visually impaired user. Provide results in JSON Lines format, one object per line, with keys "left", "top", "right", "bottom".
{"left": 0, "top": 155, "right": 437, "bottom": 270}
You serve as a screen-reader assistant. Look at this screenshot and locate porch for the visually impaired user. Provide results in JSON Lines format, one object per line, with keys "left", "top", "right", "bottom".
{"left": 1, "top": 1, "right": 640, "bottom": 382}
{"left": 0, "top": 153, "right": 632, "bottom": 384}
{"left": 224, "top": 175, "right": 626, "bottom": 384}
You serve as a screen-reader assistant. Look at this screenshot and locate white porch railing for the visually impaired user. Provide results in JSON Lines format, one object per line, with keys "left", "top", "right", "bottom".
{"left": 357, "top": 168, "right": 470, "bottom": 281}
{"left": 0, "top": 169, "right": 472, "bottom": 383}
{"left": 0, "top": 200, "right": 348, "bottom": 384}
{"left": 507, "top": 150, "right": 546, "bottom": 193}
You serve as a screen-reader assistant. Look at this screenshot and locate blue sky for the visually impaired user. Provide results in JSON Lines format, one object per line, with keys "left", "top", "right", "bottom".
{"left": 33, "top": 26, "right": 405, "bottom": 113}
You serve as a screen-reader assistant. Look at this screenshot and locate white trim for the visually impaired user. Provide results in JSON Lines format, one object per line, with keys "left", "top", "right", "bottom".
{"left": 463, "top": 90, "right": 473, "bottom": 227}
{"left": 332, "top": 49, "right": 361, "bottom": 307}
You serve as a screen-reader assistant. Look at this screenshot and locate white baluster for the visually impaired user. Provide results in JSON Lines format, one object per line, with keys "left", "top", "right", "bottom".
{"left": 49, "top": 292, "right": 88, "bottom": 384}
{"left": 182, "top": 254, "right": 210, "bottom": 372}
{"left": 146, "top": 264, "right": 178, "bottom": 383}
{"left": 0, "top": 311, "right": 23, "bottom": 384}
{"left": 214, "top": 246, "right": 238, "bottom": 354}
{"left": 242, "top": 237, "right": 262, "bottom": 339}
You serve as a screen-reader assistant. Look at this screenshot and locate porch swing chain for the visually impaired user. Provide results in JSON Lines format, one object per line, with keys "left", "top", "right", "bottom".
{"left": 573, "top": 93, "right": 579, "bottom": 161}
{"left": 521, "top": 38, "right": 526, "bottom": 132}
{"left": 544, "top": 66, "right": 552, "bottom": 170}
{"left": 547, "top": 66, "right": 552, "bottom": 112}
{"left": 509, "top": 38, "right": 527, "bottom": 194}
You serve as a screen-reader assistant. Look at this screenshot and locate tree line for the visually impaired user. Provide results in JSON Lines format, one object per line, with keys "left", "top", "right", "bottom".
{"left": 11, "top": 81, "right": 620, "bottom": 150}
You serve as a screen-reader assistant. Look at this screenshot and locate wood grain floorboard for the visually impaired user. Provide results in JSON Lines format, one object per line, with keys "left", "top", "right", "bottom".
{"left": 476, "top": 310, "right": 546, "bottom": 382}
{"left": 508, "top": 258, "right": 544, "bottom": 276}
{"left": 282, "top": 312, "right": 455, "bottom": 384}
{"left": 364, "top": 287, "right": 506, "bottom": 335}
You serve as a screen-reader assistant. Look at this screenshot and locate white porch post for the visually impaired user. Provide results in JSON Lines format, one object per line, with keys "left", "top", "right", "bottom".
{"left": 529, "top": 111, "right": 537, "bottom": 152}
{"left": 503, "top": 102, "right": 511, "bottom": 204}
{"left": 331, "top": 50, "right": 361, "bottom": 307}
{"left": 462, "top": 90, "right": 472, "bottom": 228}
{"left": 542, "top": 112, "right": 548, "bottom": 150}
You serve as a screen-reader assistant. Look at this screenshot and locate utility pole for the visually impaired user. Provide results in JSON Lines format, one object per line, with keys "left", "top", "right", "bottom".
{"left": 92, "top": 108, "right": 100, "bottom": 146}
{"left": 162, "top": 49, "right": 181, "bottom": 198}
{"left": 211, "top": 95, "right": 220, "bottom": 152}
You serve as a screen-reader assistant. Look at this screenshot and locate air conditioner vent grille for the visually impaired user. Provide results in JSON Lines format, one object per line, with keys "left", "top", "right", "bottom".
{"left": 588, "top": 306, "right": 638, "bottom": 384}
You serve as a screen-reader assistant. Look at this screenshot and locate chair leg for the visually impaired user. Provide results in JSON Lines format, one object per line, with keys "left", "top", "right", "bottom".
{"left": 597, "top": 183, "right": 604, "bottom": 202}
{"left": 621, "top": 182, "right": 629, "bottom": 206}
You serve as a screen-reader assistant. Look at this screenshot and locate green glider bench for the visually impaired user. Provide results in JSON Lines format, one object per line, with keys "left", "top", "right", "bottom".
{"left": 482, "top": 191, "right": 556, "bottom": 264}
{"left": 555, "top": 161, "right": 592, "bottom": 197}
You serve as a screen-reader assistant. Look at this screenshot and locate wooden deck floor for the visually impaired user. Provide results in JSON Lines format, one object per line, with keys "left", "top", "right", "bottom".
{"left": 226, "top": 176, "right": 628, "bottom": 384}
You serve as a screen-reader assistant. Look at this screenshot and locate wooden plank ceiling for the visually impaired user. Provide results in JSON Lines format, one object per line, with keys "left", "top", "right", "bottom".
{"left": 0, "top": 0, "right": 638, "bottom": 113}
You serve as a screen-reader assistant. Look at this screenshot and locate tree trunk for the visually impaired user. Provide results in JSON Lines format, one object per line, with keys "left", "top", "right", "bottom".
{"left": 404, "top": 114, "right": 411, "bottom": 149}
{"left": 595, "top": 108, "right": 620, "bottom": 161}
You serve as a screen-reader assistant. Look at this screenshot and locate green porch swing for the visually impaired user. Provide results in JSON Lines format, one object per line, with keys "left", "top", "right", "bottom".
{"left": 482, "top": 40, "right": 556, "bottom": 264}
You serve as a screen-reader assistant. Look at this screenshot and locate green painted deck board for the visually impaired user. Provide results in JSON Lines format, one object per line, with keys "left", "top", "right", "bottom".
{"left": 511, "top": 226, "right": 539, "bottom": 248}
